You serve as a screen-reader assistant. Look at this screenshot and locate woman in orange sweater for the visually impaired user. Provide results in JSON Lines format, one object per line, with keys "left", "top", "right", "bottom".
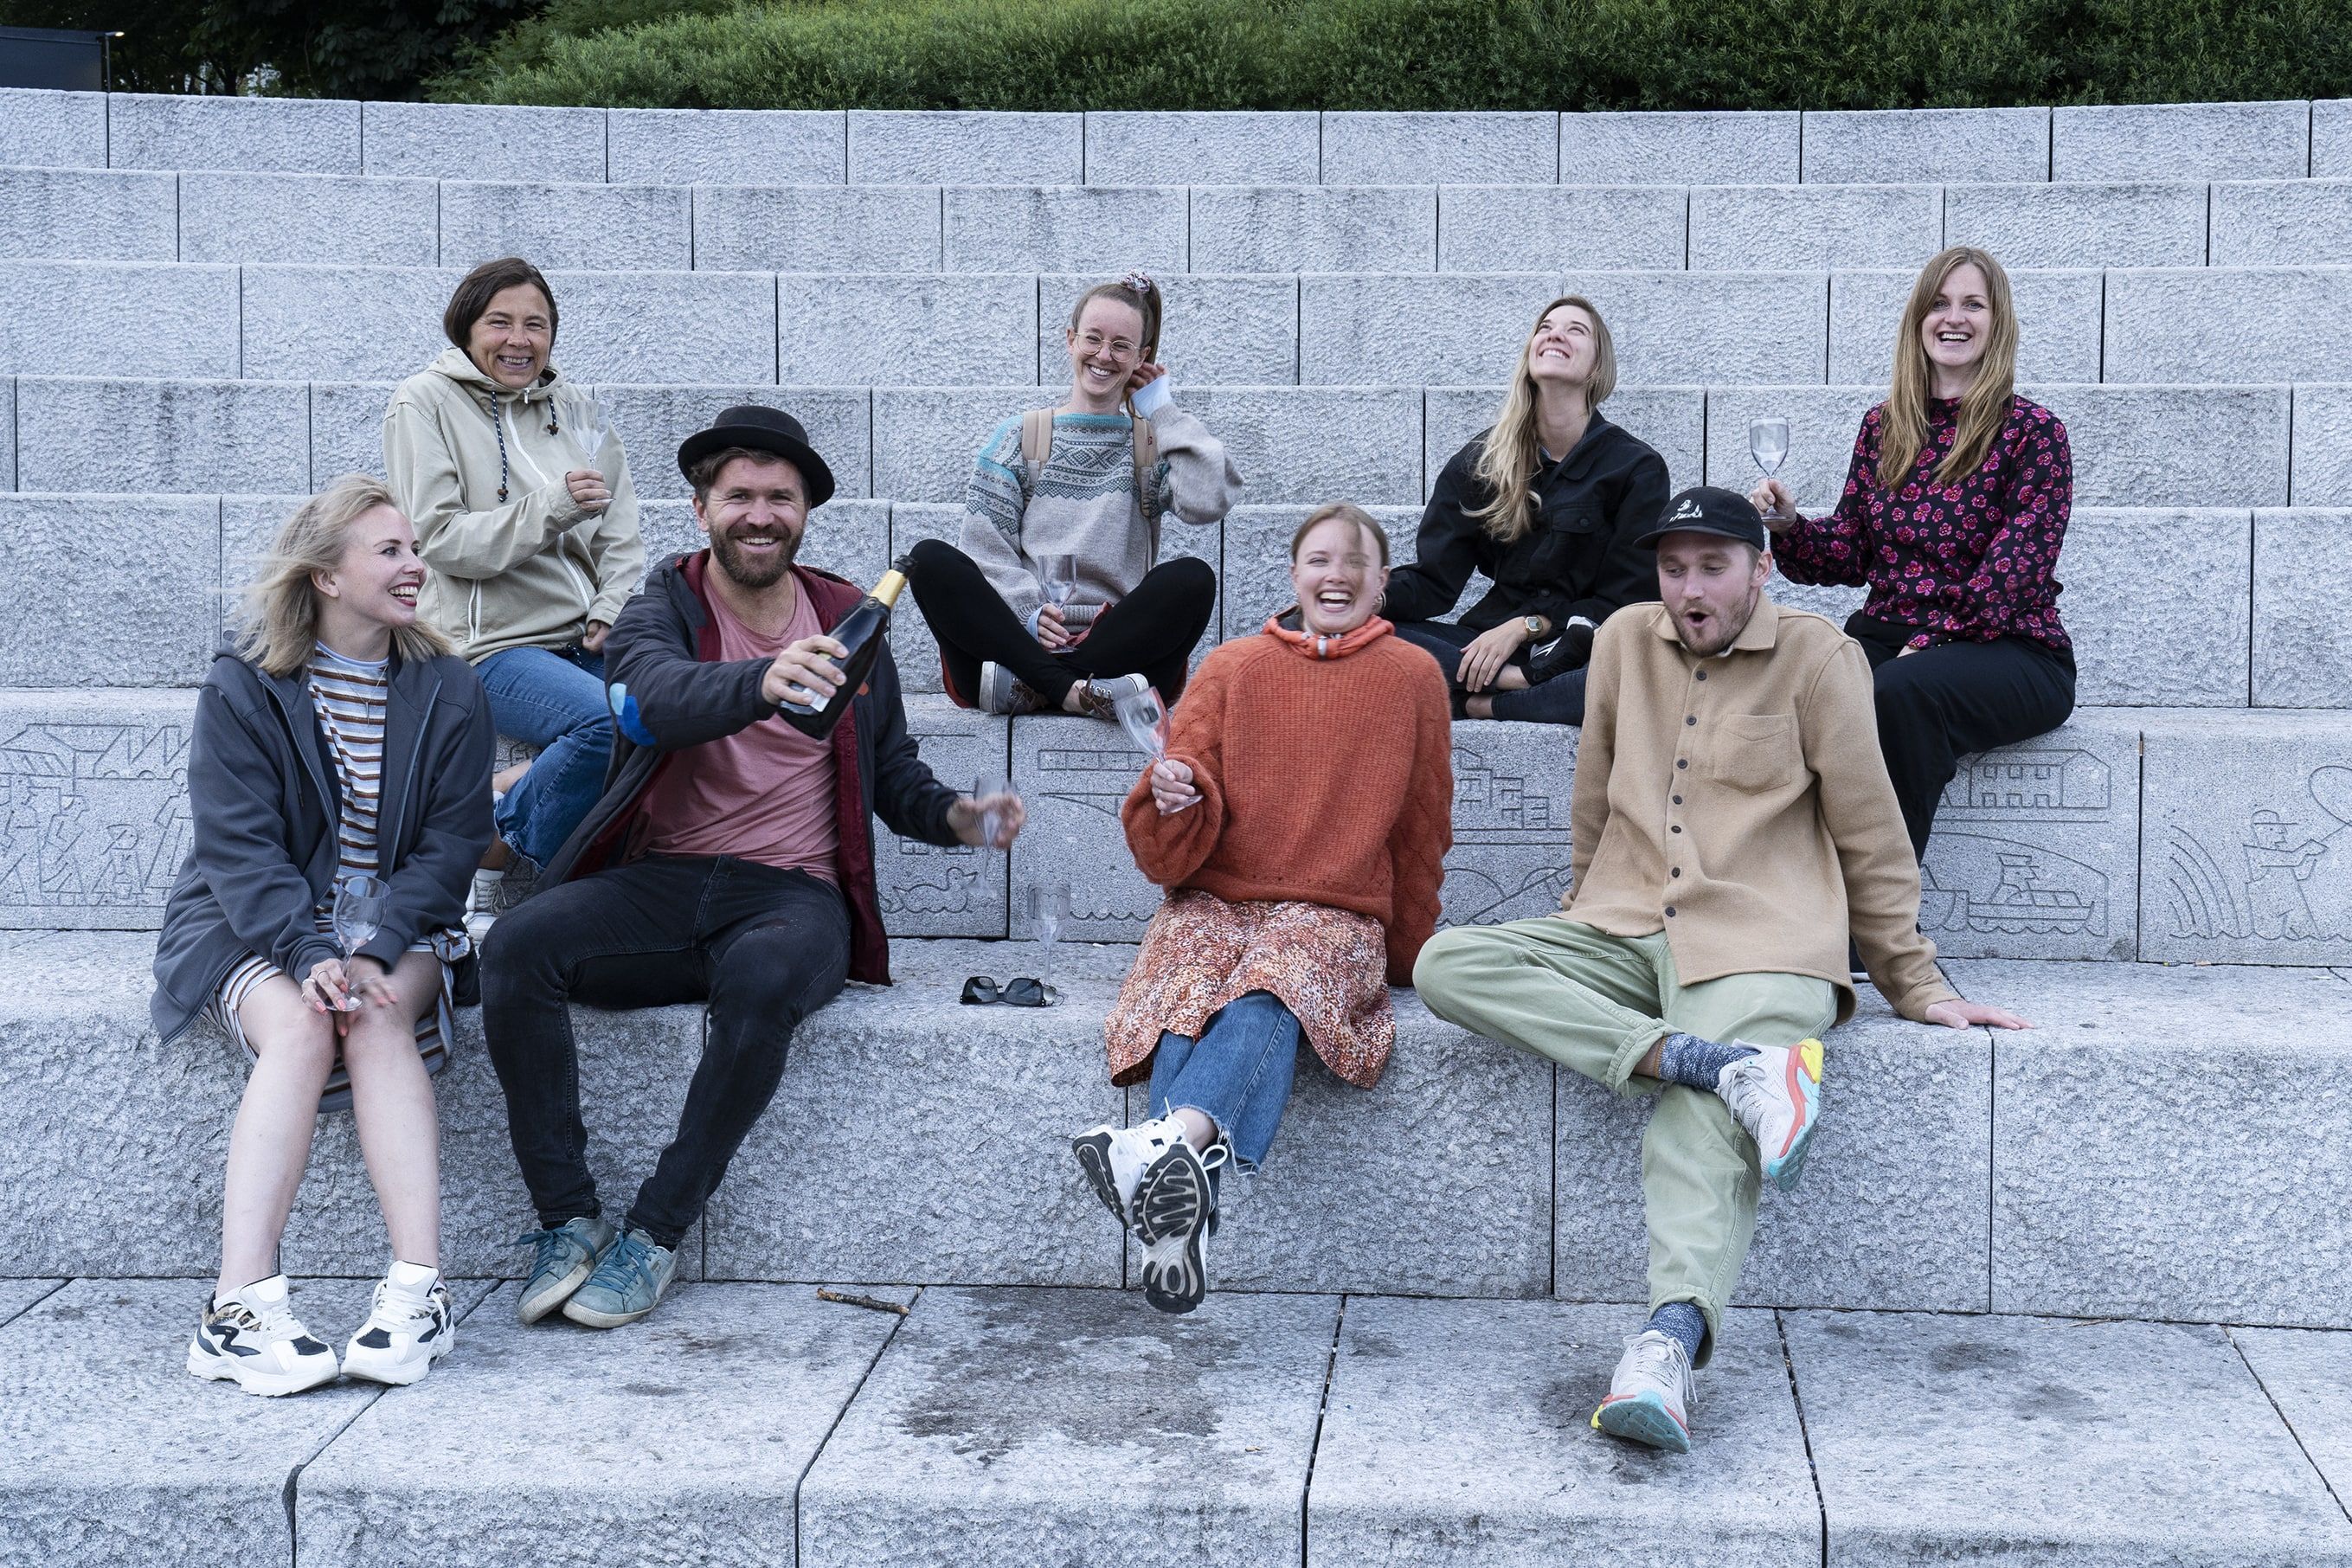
{"left": 1070, "top": 503, "right": 1455, "bottom": 1314}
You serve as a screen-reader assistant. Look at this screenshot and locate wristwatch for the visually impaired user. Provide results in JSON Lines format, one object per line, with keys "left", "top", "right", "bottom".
{"left": 1523, "top": 614, "right": 1546, "bottom": 639}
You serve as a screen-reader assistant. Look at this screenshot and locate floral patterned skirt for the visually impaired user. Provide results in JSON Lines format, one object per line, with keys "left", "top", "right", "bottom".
{"left": 1104, "top": 889, "right": 1394, "bottom": 1090}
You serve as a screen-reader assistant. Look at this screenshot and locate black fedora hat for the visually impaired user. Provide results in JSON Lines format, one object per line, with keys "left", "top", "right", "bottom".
{"left": 676, "top": 403, "right": 837, "bottom": 509}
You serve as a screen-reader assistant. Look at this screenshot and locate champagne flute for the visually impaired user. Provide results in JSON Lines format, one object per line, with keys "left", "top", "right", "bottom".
{"left": 971, "top": 772, "right": 1012, "bottom": 868}
{"left": 1022, "top": 881, "right": 1070, "bottom": 1001}
{"left": 1748, "top": 415, "right": 1790, "bottom": 479}
{"left": 1038, "top": 554, "right": 1078, "bottom": 614}
{"left": 331, "top": 873, "right": 388, "bottom": 1012}
{"left": 1111, "top": 684, "right": 1167, "bottom": 761}
{"left": 571, "top": 396, "right": 614, "bottom": 468}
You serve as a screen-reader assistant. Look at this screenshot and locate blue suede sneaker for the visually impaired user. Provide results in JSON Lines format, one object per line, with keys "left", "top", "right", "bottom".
{"left": 560, "top": 1227, "right": 677, "bottom": 1329}
{"left": 513, "top": 1216, "right": 617, "bottom": 1325}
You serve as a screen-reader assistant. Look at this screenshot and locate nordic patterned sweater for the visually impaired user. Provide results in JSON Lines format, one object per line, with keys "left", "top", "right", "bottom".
{"left": 960, "top": 380, "right": 1242, "bottom": 627}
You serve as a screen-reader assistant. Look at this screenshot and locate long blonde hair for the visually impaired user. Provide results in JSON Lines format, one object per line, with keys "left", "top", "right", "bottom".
{"left": 235, "top": 475, "right": 450, "bottom": 678}
{"left": 1470, "top": 296, "right": 1618, "bottom": 544}
{"left": 1879, "top": 246, "right": 2019, "bottom": 490}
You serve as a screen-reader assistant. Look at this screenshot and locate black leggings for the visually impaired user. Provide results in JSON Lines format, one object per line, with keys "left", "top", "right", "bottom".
{"left": 903, "top": 539, "right": 1217, "bottom": 706}
{"left": 1851, "top": 619, "right": 2077, "bottom": 860}
{"left": 1391, "top": 619, "right": 1588, "bottom": 726}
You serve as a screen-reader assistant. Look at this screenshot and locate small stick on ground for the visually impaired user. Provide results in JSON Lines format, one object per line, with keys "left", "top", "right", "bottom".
{"left": 816, "top": 1287, "right": 910, "bottom": 1317}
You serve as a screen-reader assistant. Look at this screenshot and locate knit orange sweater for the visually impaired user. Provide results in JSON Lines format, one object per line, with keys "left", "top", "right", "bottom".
{"left": 1121, "top": 618, "right": 1455, "bottom": 985}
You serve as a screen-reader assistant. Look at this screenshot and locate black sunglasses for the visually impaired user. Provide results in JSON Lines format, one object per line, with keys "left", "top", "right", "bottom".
{"left": 961, "top": 975, "right": 1058, "bottom": 1008}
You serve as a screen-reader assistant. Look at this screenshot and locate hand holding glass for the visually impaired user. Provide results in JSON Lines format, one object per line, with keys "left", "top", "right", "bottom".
{"left": 330, "top": 874, "right": 388, "bottom": 1012}
{"left": 972, "top": 773, "right": 1013, "bottom": 855}
{"left": 1111, "top": 684, "right": 1167, "bottom": 761}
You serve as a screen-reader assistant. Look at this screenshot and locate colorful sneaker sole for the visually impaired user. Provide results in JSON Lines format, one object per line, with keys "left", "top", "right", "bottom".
{"left": 1070, "top": 1130, "right": 1130, "bottom": 1230}
{"left": 1761, "top": 1038, "right": 1825, "bottom": 1192}
{"left": 1132, "top": 1146, "right": 1211, "bottom": 1315}
{"left": 1592, "top": 1390, "right": 1693, "bottom": 1454}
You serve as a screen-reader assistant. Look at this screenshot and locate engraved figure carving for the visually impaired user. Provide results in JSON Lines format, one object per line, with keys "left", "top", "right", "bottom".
{"left": 1442, "top": 739, "right": 1574, "bottom": 928}
{"left": 0, "top": 720, "right": 193, "bottom": 918}
{"left": 2163, "top": 765, "right": 2352, "bottom": 945}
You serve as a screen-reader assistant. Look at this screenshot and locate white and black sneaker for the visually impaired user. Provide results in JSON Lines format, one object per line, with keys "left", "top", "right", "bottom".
{"left": 1070, "top": 1113, "right": 1192, "bottom": 1231}
{"left": 1132, "top": 1139, "right": 1225, "bottom": 1315}
{"left": 342, "top": 1261, "right": 454, "bottom": 1387}
{"left": 186, "top": 1274, "right": 340, "bottom": 1397}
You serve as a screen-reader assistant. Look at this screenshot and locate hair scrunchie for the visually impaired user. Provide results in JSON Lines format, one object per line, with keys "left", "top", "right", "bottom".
{"left": 1120, "top": 269, "right": 1157, "bottom": 297}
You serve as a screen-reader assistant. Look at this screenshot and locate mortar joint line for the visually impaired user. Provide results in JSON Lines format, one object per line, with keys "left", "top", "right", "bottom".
{"left": 1774, "top": 1309, "right": 1832, "bottom": 1566}
{"left": 800, "top": 1284, "right": 925, "bottom": 1562}
{"left": 2228, "top": 1327, "right": 2350, "bottom": 1526}
{"left": 1298, "top": 1292, "right": 1349, "bottom": 1566}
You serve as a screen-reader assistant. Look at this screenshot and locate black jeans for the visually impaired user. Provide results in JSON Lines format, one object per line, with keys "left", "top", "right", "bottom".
{"left": 479, "top": 854, "right": 851, "bottom": 1249}
{"left": 1849, "top": 619, "right": 2078, "bottom": 860}
{"left": 903, "top": 538, "right": 1216, "bottom": 706}
{"left": 1392, "top": 618, "right": 1588, "bottom": 726}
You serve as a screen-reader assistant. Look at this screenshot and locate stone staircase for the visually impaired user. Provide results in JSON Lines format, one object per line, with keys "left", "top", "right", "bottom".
{"left": 2, "top": 87, "right": 2349, "bottom": 1565}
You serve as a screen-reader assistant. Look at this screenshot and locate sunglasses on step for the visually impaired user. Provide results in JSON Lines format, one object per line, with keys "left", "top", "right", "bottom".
{"left": 960, "top": 975, "right": 1059, "bottom": 1007}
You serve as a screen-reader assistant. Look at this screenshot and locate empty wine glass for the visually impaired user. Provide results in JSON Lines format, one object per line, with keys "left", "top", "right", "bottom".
{"left": 1748, "top": 415, "right": 1790, "bottom": 479}
{"left": 971, "top": 772, "right": 1012, "bottom": 858}
{"left": 1111, "top": 684, "right": 1167, "bottom": 761}
{"left": 1022, "top": 881, "right": 1070, "bottom": 1000}
{"left": 1038, "top": 554, "right": 1078, "bottom": 611}
{"left": 331, "top": 874, "right": 387, "bottom": 1012}
{"left": 570, "top": 397, "right": 614, "bottom": 467}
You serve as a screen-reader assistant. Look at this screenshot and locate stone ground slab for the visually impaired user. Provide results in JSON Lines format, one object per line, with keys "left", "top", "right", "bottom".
{"left": 0, "top": 376, "right": 11, "bottom": 488}
{"left": 222, "top": 493, "right": 306, "bottom": 597}
{"left": 1308, "top": 1299, "right": 1815, "bottom": 1565}
{"left": 0, "top": 260, "right": 241, "bottom": 379}
{"left": 2293, "top": 382, "right": 2352, "bottom": 505}
{"left": 799, "top": 1286, "right": 1339, "bottom": 1567}
{"left": 439, "top": 178, "right": 692, "bottom": 273}
{"left": 0, "top": 166, "right": 176, "bottom": 263}
{"left": 1688, "top": 183, "right": 1941, "bottom": 273}
{"left": 1832, "top": 268, "right": 2100, "bottom": 384}
{"left": 240, "top": 263, "right": 460, "bottom": 382}
{"left": 1787, "top": 1310, "right": 2352, "bottom": 1565}
{"left": 0, "top": 494, "right": 216, "bottom": 687}
{"left": 948, "top": 184, "right": 1188, "bottom": 275}
{"left": 607, "top": 106, "right": 845, "bottom": 186}
{"left": 2233, "top": 1326, "right": 2352, "bottom": 1502}
{"left": 847, "top": 109, "right": 1081, "bottom": 185}
{"left": 1802, "top": 106, "right": 2049, "bottom": 183}
{"left": 1963, "top": 958, "right": 2352, "bottom": 1327}
{"left": 1700, "top": 382, "right": 1881, "bottom": 513}
{"left": 1321, "top": 112, "right": 1556, "bottom": 186}
{"left": 1191, "top": 184, "right": 1435, "bottom": 273}
{"left": 0, "top": 1278, "right": 61, "bottom": 1324}
{"left": 0, "top": 1276, "right": 493, "bottom": 1568}
{"left": 2210, "top": 179, "right": 2352, "bottom": 267}
{"left": 2030, "top": 382, "right": 2290, "bottom": 509}
{"left": 2253, "top": 509, "right": 2352, "bottom": 705}
{"left": 2053, "top": 100, "right": 2310, "bottom": 182}
{"left": 1211, "top": 997, "right": 1553, "bottom": 1297}
{"left": 778, "top": 272, "right": 1037, "bottom": 387}
{"left": 1442, "top": 720, "right": 1578, "bottom": 928}
{"left": 1181, "top": 385, "right": 1425, "bottom": 505}
{"left": 2321, "top": 100, "right": 2352, "bottom": 178}
{"left": 111, "top": 91, "right": 361, "bottom": 175}
{"left": 15, "top": 374, "right": 310, "bottom": 495}
{"left": 1560, "top": 109, "right": 1800, "bottom": 186}
{"left": 1921, "top": 712, "right": 2142, "bottom": 961}
{"left": 691, "top": 183, "right": 941, "bottom": 273}
{"left": 1554, "top": 999, "right": 1993, "bottom": 1314}
{"left": 0, "top": 87, "right": 105, "bottom": 169}
{"left": 1301, "top": 271, "right": 1567, "bottom": 385}
{"left": 703, "top": 941, "right": 1128, "bottom": 1285}
{"left": 1562, "top": 270, "right": 1826, "bottom": 386}
{"left": 1039, "top": 271, "right": 1300, "bottom": 388}
{"left": 2141, "top": 709, "right": 2352, "bottom": 963}
{"left": 298, "top": 1281, "right": 913, "bottom": 1567}
{"left": 871, "top": 384, "right": 1061, "bottom": 504}
{"left": 0, "top": 688, "right": 200, "bottom": 930}
{"left": 1084, "top": 111, "right": 1321, "bottom": 186}
{"left": 542, "top": 267, "right": 776, "bottom": 386}
{"left": 178, "top": 170, "right": 440, "bottom": 268}
{"left": 308, "top": 382, "right": 396, "bottom": 482}
{"left": 361, "top": 101, "right": 606, "bottom": 183}
{"left": 1943, "top": 179, "right": 2208, "bottom": 269}
{"left": 1427, "top": 384, "right": 1706, "bottom": 499}
{"left": 2105, "top": 267, "right": 2352, "bottom": 385}
{"left": 1441, "top": 184, "right": 1687, "bottom": 273}
{"left": 2059, "top": 510, "right": 2250, "bottom": 707}
{"left": 597, "top": 382, "right": 871, "bottom": 504}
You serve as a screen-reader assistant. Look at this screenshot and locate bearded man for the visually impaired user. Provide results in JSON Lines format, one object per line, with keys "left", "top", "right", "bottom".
{"left": 1414, "top": 485, "right": 2026, "bottom": 1453}
{"left": 480, "top": 405, "right": 1024, "bottom": 1332}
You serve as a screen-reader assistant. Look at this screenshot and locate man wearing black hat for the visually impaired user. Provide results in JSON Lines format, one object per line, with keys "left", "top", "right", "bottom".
{"left": 479, "top": 405, "right": 1025, "bottom": 1332}
{"left": 1415, "top": 485, "right": 2026, "bottom": 1454}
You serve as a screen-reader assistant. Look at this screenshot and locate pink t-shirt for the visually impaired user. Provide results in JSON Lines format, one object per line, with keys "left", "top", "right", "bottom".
{"left": 640, "top": 585, "right": 840, "bottom": 881}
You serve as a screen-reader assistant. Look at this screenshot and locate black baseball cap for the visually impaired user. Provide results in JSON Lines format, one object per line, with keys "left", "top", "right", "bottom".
{"left": 677, "top": 403, "right": 837, "bottom": 508}
{"left": 1634, "top": 485, "right": 1769, "bottom": 551}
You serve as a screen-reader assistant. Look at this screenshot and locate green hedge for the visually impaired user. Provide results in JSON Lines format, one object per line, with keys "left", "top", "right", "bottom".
{"left": 434, "top": 0, "right": 2352, "bottom": 111}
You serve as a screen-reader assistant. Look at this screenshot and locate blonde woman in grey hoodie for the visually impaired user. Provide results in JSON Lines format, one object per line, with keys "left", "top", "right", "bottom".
{"left": 382, "top": 258, "right": 644, "bottom": 923}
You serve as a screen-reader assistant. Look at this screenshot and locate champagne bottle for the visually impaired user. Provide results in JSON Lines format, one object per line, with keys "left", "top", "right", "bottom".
{"left": 777, "top": 560, "right": 909, "bottom": 740}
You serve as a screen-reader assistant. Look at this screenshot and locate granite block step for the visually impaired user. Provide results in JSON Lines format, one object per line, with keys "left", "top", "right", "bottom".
{"left": 3, "top": 934, "right": 2349, "bottom": 1327}
{"left": 6, "top": 1281, "right": 2349, "bottom": 1568}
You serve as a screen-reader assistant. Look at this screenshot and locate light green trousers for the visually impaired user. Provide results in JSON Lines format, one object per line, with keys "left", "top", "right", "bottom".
{"left": 1413, "top": 916, "right": 1835, "bottom": 1364}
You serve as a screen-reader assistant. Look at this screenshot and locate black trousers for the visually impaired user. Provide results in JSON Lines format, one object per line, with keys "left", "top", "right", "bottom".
{"left": 1391, "top": 618, "right": 1588, "bottom": 726}
{"left": 479, "top": 854, "right": 851, "bottom": 1249}
{"left": 1849, "top": 620, "right": 2077, "bottom": 860}
{"left": 902, "top": 538, "right": 1216, "bottom": 706}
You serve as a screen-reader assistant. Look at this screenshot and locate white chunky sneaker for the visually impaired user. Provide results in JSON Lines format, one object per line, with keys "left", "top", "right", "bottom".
{"left": 1716, "top": 1038, "right": 1825, "bottom": 1191}
{"left": 1133, "top": 1139, "right": 1226, "bottom": 1315}
{"left": 185, "top": 1274, "right": 340, "bottom": 1397}
{"left": 341, "top": 1262, "right": 455, "bottom": 1387}
{"left": 1592, "top": 1329, "right": 1695, "bottom": 1453}
{"left": 1070, "top": 1113, "right": 1192, "bottom": 1231}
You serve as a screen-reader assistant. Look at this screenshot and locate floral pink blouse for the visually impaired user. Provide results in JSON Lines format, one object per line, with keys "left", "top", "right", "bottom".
{"left": 1775, "top": 394, "right": 2072, "bottom": 653}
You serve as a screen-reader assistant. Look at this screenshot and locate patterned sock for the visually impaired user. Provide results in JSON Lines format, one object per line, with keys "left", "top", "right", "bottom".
{"left": 1655, "top": 1031, "right": 1758, "bottom": 1090}
{"left": 1648, "top": 1300, "right": 1707, "bottom": 1363}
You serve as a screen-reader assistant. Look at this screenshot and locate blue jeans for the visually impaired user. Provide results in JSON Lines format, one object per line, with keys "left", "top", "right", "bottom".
{"left": 1147, "top": 991, "right": 1301, "bottom": 1178}
{"left": 476, "top": 646, "right": 611, "bottom": 871}
{"left": 1392, "top": 618, "right": 1588, "bottom": 725}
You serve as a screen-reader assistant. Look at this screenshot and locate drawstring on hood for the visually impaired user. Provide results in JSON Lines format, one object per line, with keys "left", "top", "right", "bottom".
{"left": 1265, "top": 609, "right": 1394, "bottom": 659}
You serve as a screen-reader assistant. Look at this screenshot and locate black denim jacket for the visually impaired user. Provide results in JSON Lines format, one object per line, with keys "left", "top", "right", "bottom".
{"left": 1384, "top": 411, "right": 1671, "bottom": 633}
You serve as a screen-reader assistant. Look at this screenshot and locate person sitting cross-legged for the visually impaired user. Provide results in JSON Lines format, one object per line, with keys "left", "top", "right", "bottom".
{"left": 1414, "top": 485, "right": 2028, "bottom": 1453}
{"left": 480, "top": 405, "right": 1024, "bottom": 1331}
{"left": 1071, "top": 503, "right": 1452, "bottom": 1314}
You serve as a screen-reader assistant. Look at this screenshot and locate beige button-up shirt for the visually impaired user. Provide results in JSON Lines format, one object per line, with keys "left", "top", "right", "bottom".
{"left": 1562, "top": 595, "right": 1958, "bottom": 1024}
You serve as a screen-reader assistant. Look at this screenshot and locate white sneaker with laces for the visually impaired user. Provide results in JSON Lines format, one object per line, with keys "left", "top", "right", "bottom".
{"left": 976, "top": 661, "right": 1048, "bottom": 716}
{"left": 1592, "top": 1328, "right": 1695, "bottom": 1453}
{"left": 185, "top": 1273, "right": 340, "bottom": 1397}
{"left": 1715, "top": 1038, "right": 1824, "bottom": 1190}
{"left": 466, "top": 866, "right": 506, "bottom": 941}
{"left": 1070, "top": 1112, "right": 1192, "bottom": 1231}
{"left": 1133, "top": 1138, "right": 1226, "bottom": 1316}
{"left": 1076, "top": 672, "right": 1152, "bottom": 721}
{"left": 342, "top": 1262, "right": 455, "bottom": 1387}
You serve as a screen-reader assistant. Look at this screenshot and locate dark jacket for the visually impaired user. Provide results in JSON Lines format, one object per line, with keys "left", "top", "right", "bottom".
{"left": 151, "top": 643, "right": 495, "bottom": 1044}
{"left": 1384, "top": 411, "right": 1671, "bottom": 633}
{"left": 547, "top": 551, "right": 960, "bottom": 986}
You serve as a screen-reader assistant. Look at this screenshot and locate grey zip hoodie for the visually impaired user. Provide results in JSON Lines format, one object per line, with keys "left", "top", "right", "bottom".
{"left": 382, "top": 346, "right": 646, "bottom": 664}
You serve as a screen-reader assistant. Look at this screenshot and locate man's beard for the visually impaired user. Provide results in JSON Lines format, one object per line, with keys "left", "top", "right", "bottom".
{"left": 1674, "top": 586, "right": 1759, "bottom": 657}
{"left": 710, "top": 524, "right": 800, "bottom": 589}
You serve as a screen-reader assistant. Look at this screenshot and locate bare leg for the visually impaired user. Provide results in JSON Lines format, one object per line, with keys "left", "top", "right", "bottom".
{"left": 1172, "top": 1106, "right": 1218, "bottom": 1148}
{"left": 339, "top": 951, "right": 447, "bottom": 1269}
{"left": 217, "top": 977, "right": 337, "bottom": 1300}
{"left": 492, "top": 762, "right": 530, "bottom": 796}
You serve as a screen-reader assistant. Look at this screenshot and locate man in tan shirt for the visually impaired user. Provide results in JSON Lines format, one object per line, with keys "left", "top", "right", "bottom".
{"left": 1416, "top": 485, "right": 2027, "bottom": 1455}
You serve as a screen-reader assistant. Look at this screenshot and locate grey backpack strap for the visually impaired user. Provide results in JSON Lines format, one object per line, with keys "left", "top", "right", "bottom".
{"left": 1131, "top": 412, "right": 1160, "bottom": 527}
{"left": 1019, "top": 407, "right": 1054, "bottom": 500}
